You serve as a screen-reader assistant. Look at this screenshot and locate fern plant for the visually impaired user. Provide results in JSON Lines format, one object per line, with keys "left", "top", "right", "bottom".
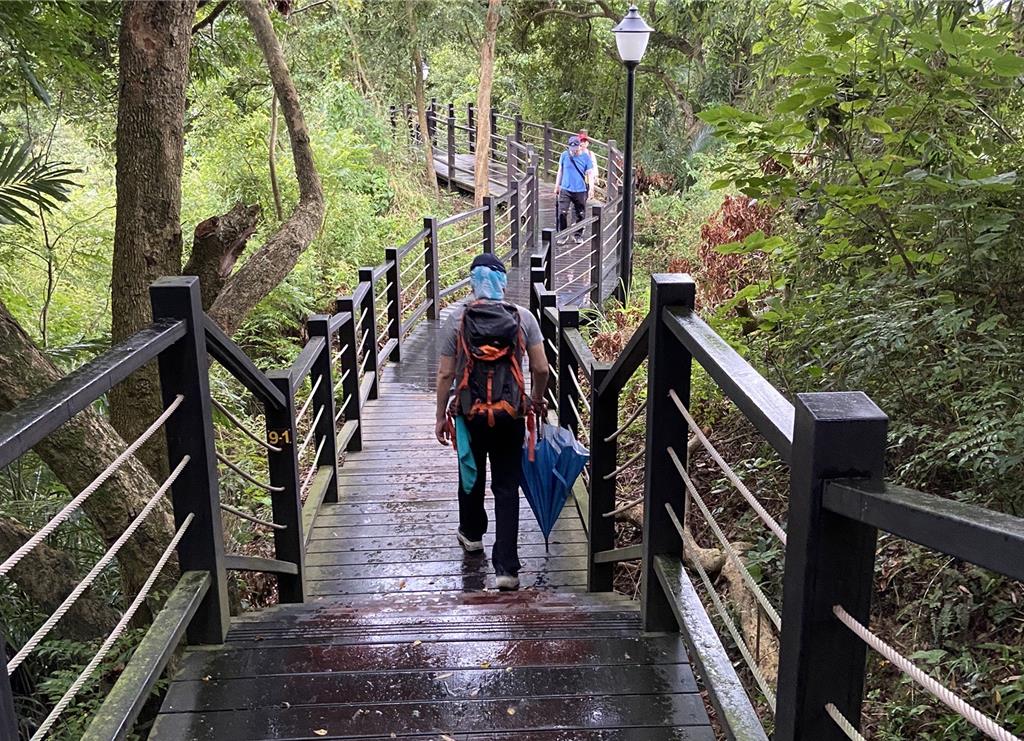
{"left": 0, "top": 141, "right": 78, "bottom": 228}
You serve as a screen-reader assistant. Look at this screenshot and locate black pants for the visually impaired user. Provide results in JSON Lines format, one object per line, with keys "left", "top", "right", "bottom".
{"left": 458, "top": 416, "right": 525, "bottom": 576}
{"left": 557, "top": 190, "right": 587, "bottom": 232}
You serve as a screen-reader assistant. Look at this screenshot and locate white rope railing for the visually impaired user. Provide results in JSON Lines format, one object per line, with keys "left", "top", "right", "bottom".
{"left": 666, "top": 500, "right": 778, "bottom": 712}
{"left": 334, "top": 392, "right": 354, "bottom": 424}
{"left": 602, "top": 495, "right": 642, "bottom": 519}
{"left": 295, "top": 374, "right": 323, "bottom": 423}
{"left": 553, "top": 248, "right": 598, "bottom": 279}
{"left": 566, "top": 371, "right": 591, "bottom": 413}
{"left": 215, "top": 452, "right": 284, "bottom": 493}
{"left": 8, "top": 455, "right": 191, "bottom": 673}
{"left": 220, "top": 502, "right": 285, "bottom": 531}
{"left": 211, "top": 397, "right": 280, "bottom": 454}
{"left": 667, "top": 445, "right": 782, "bottom": 631}
{"left": 0, "top": 395, "right": 185, "bottom": 578}
{"left": 603, "top": 448, "right": 644, "bottom": 481}
{"left": 400, "top": 256, "right": 427, "bottom": 279}
{"left": 825, "top": 703, "right": 868, "bottom": 741}
{"left": 605, "top": 400, "right": 647, "bottom": 442}
{"left": 832, "top": 604, "right": 1022, "bottom": 741}
{"left": 668, "top": 389, "right": 788, "bottom": 545}
{"left": 300, "top": 436, "right": 328, "bottom": 494}
{"left": 30, "top": 513, "right": 194, "bottom": 741}
{"left": 403, "top": 284, "right": 428, "bottom": 314}
{"left": 296, "top": 406, "right": 325, "bottom": 461}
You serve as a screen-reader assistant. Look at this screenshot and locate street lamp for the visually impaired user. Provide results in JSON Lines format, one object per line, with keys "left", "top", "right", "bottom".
{"left": 613, "top": 5, "right": 652, "bottom": 300}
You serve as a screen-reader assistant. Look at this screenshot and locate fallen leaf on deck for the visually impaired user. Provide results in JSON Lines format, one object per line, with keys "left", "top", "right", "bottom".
{"left": 412, "top": 639, "right": 422, "bottom": 646}
{"left": 506, "top": 707, "right": 516, "bottom": 716}
{"left": 313, "top": 730, "right": 327, "bottom": 737}
{"left": 480, "top": 661, "right": 491, "bottom": 668}
{"left": 435, "top": 671, "right": 453, "bottom": 679}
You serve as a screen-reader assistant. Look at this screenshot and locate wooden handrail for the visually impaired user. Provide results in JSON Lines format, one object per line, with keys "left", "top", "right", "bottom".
{"left": 0, "top": 318, "right": 186, "bottom": 470}
{"left": 203, "top": 316, "right": 286, "bottom": 410}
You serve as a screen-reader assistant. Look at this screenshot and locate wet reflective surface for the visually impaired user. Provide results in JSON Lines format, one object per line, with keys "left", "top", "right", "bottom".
{"left": 152, "top": 309, "right": 714, "bottom": 740}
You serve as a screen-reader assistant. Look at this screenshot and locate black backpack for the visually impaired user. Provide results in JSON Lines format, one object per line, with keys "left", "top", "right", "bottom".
{"left": 453, "top": 301, "right": 528, "bottom": 425}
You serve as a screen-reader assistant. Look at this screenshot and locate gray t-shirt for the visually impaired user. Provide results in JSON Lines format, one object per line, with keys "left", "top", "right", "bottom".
{"left": 439, "top": 299, "right": 543, "bottom": 357}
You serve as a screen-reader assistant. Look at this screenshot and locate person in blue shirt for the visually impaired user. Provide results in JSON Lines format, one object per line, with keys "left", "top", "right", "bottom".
{"left": 554, "top": 134, "right": 596, "bottom": 244}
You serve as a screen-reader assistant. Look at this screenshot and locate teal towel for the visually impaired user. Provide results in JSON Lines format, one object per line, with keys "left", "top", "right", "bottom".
{"left": 455, "top": 416, "right": 477, "bottom": 491}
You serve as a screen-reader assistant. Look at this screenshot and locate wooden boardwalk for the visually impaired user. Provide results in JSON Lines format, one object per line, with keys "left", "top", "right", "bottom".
{"left": 152, "top": 306, "right": 714, "bottom": 739}
{"left": 434, "top": 149, "right": 618, "bottom": 307}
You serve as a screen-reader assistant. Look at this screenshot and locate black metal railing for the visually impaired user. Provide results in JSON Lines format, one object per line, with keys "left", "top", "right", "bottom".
{"left": 0, "top": 220, "right": 459, "bottom": 736}
{"left": 391, "top": 99, "right": 626, "bottom": 308}
{"left": 527, "top": 251, "right": 1024, "bottom": 740}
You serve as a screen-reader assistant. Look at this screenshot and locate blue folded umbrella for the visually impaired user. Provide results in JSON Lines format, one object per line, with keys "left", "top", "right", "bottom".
{"left": 521, "top": 423, "right": 589, "bottom": 550}
{"left": 454, "top": 416, "right": 477, "bottom": 492}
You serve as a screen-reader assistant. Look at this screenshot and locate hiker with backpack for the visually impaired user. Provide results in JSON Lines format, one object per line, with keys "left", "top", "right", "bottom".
{"left": 553, "top": 133, "right": 596, "bottom": 245}
{"left": 433, "top": 253, "right": 549, "bottom": 591}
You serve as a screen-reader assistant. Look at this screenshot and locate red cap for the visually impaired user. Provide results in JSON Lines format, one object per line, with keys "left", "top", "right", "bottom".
{"left": 578, "top": 132, "right": 589, "bottom": 142}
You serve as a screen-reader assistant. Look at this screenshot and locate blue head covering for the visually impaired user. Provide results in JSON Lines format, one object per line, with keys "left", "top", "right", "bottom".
{"left": 470, "top": 253, "right": 507, "bottom": 300}
{"left": 471, "top": 265, "right": 507, "bottom": 300}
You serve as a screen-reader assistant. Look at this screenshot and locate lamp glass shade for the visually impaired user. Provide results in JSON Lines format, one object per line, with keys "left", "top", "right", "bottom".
{"left": 614, "top": 32, "right": 649, "bottom": 62}
{"left": 613, "top": 5, "right": 653, "bottom": 63}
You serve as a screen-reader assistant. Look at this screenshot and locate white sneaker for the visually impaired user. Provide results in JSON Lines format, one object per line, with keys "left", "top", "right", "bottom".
{"left": 457, "top": 530, "right": 484, "bottom": 554}
{"left": 495, "top": 574, "right": 520, "bottom": 591}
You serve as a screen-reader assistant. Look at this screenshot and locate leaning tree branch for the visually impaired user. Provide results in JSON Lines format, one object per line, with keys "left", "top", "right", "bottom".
{"left": 193, "top": 0, "right": 230, "bottom": 34}
{"left": 207, "top": 0, "right": 325, "bottom": 336}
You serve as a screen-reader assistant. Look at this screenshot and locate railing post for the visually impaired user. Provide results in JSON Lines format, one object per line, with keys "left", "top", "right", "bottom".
{"left": 265, "top": 371, "right": 305, "bottom": 603}
{"left": 532, "top": 166, "right": 541, "bottom": 250}
{"left": 514, "top": 113, "right": 523, "bottom": 144}
{"left": 428, "top": 97, "right": 437, "bottom": 146}
{"left": 404, "top": 104, "right": 413, "bottom": 145}
{"left": 482, "top": 196, "right": 496, "bottom": 254}
{"left": 775, "top": 393, "right": 887, "bottom": 741}
{"left": 306, "top": 315, "right": 339, "bottom": 504}
{"left": 542, "top": 228, "right": 554, "bottom": 288}
{"left": 467, "top": 102, "right": 476, "bottom": 153}
{"left": 150, "top": 276, "right": 229, "bottom": 644}
{"left": 490, "top": 109, "right": 499, "bottom": 154}
{"left": 524, "top": 164, "right": 537, "bottom": 252}
{"left": 446, "top": 114, "right": 457, "bottom": 190}
{"left": 334, "top": 296, "right": 363, "bottom": 452}
{"left": 424, "top": 216, "right": 441, "bottom": 320}
{"left": 358, "top": 267, "right": 379, "bottom": 401}
{"left": 539, "top": 291, "right": 558, "bottom": 412}
{"left": 587, "top": 363, "right": 616, "bottom": 591}
{"left": 590, "top": 203, "right": 604, "bottom": 306}
{"left": 557, "top": 307, "right": 580, "bottom": 436}
{"left": 505, "top": 134, "right": 515, "bottom": 192}
{"left": 543, "top": 122, "right": 552, "bottom": 177}
{"left": 641, "top": 273, "right": 695, "bottom": 632}
{"left": 509, "top": 180, "right": 521, "bottom": 267}
{"left": 607, "top": 139, "right": 620, "bottom": 202}
{"left": 385, "top": 247, "right": 402, "bottom": 362}
{"left": 389, "top": 105, "right": 397, "bottom": 140}
{"left": 529, "top": 255, "right": 544, "bottom": 316}
{"left": 0, "top": 639, "right": 19, "bottom": 740}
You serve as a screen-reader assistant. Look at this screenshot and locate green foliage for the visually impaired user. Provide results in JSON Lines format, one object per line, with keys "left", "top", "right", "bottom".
{"left": 699, "top": 2, "right": 1024, "bottom": 512}
{"left": 0, "top": 140, "right": 78, "bottom": 226}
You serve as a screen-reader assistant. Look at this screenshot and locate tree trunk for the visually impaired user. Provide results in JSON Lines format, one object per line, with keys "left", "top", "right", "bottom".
{"left": 205, "top": 0, "right": 325, "bottom": 337}
{"left": 0, "top": 301, "right": 176, "bottom": 608}
{"left": 268, "top": 94, "right": 284, "bottom": 220}
{"left": 473, "top": 0, "right": 501, "bottom": 207}
{"left": 109, "top": 0, "right": 197, "bottom": 479}
{"left": 183, "top": 202, "right": 262, "bottom": 311}
{"left": 406, "top": 0, "right": 438, "bottom": 195}
{"left": 0, "top": 516, "right": 119, "bottom": 639}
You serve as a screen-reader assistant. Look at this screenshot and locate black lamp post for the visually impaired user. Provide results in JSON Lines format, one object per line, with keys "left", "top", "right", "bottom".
{"left": 613, "top": 5, "right": 652, "bottom": 300}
